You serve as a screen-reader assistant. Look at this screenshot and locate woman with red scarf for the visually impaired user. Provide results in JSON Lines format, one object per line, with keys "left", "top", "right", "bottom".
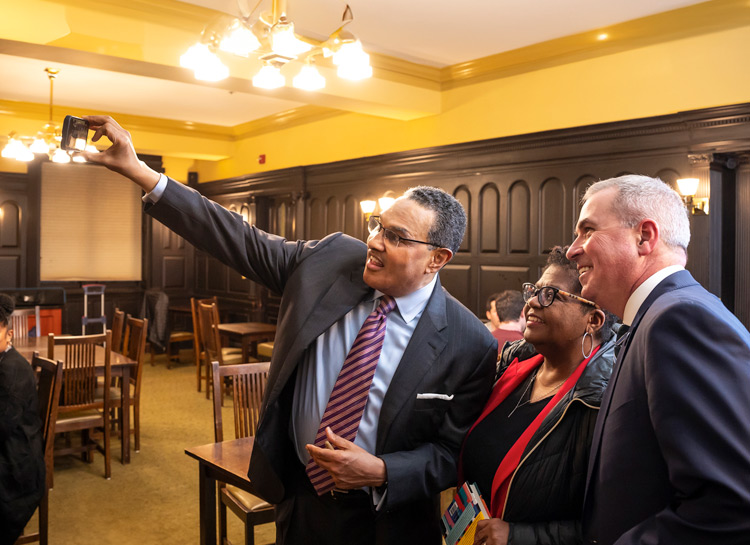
{"left": 460, "top": 247, "right": 616, "bottom": 545}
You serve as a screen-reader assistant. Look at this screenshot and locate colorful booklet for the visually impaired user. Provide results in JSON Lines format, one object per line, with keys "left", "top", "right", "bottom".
{"left": 442, "top": 482, "right": 491, "bottom": 545}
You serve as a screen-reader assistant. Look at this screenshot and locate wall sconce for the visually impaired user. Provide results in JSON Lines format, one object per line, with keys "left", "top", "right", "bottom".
{"left": 676, "top": 178, "right": 709, "bottom": 215}
{"left": 378, "top": 197, "right": 395, "bottom": 212}
{"left": 359, "top": 200, "right": 376, "bottom": 220}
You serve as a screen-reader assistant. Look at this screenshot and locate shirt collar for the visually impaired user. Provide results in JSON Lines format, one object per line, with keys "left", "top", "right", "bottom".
{"left": 374, "top": 275, "right": 438, "bottom": 324}
{"left": 622, "top": 265, "right": 684, "bottom": 325}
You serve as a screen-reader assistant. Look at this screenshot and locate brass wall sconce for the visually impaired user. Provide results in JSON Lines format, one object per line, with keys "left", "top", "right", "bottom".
{"left": 676, "top": 178, "right": 709, "bottom": 215}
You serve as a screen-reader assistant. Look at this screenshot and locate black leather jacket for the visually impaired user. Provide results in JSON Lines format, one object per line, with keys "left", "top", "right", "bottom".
{"left": 496, "top": 337, "right": 615, "bottom": 545}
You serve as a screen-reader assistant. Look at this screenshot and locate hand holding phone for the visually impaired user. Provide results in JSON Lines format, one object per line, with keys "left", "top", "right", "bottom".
{"left": 61, "top": 115, "right": 90, "bottom": 152}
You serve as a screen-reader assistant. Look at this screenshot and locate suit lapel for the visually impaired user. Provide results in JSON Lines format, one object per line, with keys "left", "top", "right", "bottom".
{"left": 375, "top": 280, "right": 448, "bottom": 453}
{"left": 584, "top": 270, "right": 698, "bottom": 500}
{"left": 267, "top": 269, "right": 371, "bottom": 402}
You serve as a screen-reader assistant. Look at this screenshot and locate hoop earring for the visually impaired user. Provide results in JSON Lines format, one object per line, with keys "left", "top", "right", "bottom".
{"left": 581, "top": 331, "right": 594, "bottom": 359}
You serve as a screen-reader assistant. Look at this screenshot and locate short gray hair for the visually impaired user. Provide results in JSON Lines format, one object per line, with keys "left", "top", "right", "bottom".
{"left": 404, "top": 186, "right": 466, "bottom": 254}
{"left": 583, "top": 175, "right": 690, "bottom": 252}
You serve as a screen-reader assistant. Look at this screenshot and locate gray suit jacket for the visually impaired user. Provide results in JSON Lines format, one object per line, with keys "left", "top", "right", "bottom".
{"left": 146, "top": 179, "right": 497, "bottom": 542}
{"left": 583, "top": 270, "right": 750, "bottom": 545}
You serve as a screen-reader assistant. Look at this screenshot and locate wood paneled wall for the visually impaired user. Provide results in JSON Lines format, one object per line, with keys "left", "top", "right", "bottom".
{"left": 3, "top": 104, "right": 750, "bottom": 330}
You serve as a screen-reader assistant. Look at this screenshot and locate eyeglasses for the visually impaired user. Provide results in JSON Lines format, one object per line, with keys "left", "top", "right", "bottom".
{"left": 522, "top": 282, "right": 599, "bottom": 309}
{"left": 367, "top": 216, "right": 438, "bottom": 248}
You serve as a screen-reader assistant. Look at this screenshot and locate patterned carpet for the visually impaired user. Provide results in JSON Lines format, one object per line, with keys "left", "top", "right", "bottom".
{"left": 23, "top": 351, "right": 276, "bottom": 545}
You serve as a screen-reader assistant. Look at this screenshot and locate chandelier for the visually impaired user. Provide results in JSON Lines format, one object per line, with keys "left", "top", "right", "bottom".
{"left": 1, "top": 68, "right": 96, "bottom": 164}
{"left": 180, "top": 0, "right": 372, "bottom": 91}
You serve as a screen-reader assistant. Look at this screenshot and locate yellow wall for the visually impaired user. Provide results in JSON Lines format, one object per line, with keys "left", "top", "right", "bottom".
{"left": 194, "top": 25, "right": 750, "bottom": 181}
{"left": 4, "top": 24, "right": 750, "bottom": 181}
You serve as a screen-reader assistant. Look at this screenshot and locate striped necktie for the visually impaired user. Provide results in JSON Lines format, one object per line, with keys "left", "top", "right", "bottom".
{"left": 305, "top": 295, "right": 397, "bottom": 495}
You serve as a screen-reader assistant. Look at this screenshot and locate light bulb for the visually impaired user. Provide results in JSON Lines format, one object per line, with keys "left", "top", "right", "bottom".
{"left": 359, "top": 200, "right": 376, "bottom": 214}
{"left": 293, "top": 65, "right": 325, "bottom": 91}
{"left": 30, "top": 137, "right": 51, "bottom": 154}
{"left": 181, "top": 43, "right": 229, "bottom": 81}
{"left": 51, "top": 148, "right": 71, "bottom": 163}
{"left": 676, "top": 178, "right": 699, "bottom": 197}
{"left": 220, "top": 21, "right": 260, "bottom": 57}
{"left": 252, "top": 65, "right": 285, "bottom": 89}
{"left": 378, "top": 197, "right": 395, "bottom": 211}
{"left": 271, "top": 19, "right": 312, "bottom": 58}
{"left": 333, "top": 41, "right": 372, "bottom": 80}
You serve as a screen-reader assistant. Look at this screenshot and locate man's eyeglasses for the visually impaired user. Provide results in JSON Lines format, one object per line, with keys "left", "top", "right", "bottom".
{"left": 522, "top": 282, "right": 599, "bottom": 309}
{"left": 367, "top": 216, "right": 438, "bottom": 248}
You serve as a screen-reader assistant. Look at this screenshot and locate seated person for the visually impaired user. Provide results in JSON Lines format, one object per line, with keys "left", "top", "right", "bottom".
{"left": 484, "top": 293, "right": 501, "bottom": 331}
{"left": 0, "top": 294, "right": 45, "bottom": 545}
{"left": 491, "top": 290, "right": 525, "bottom": 353}
{"left": 459, "top": 247, "right": 616, "bottom": 545}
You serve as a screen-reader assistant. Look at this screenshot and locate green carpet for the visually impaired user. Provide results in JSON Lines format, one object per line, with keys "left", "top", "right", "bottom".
{"left": 23, "top": 351, "right": 276, "bottom": 544}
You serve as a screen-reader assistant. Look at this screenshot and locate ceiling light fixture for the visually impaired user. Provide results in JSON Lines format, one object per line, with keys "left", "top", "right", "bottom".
{"left": 1, "top": 68, "right": 97, "bottom": 164}
{"left": 181, "top": 0, "right": 372, "bottom": 91}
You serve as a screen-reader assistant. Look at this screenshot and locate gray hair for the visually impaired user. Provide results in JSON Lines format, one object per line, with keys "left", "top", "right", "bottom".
{"left": 404, "top": 186, "right": 466, "bottom": 254}
{"left": 583, "top": 175, "right": 690, "bottom": 252}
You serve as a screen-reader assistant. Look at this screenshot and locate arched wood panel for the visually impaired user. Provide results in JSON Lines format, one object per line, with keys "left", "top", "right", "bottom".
{"left": 0, "top": 200, "right": 22, "bottom": 286}
{"left": 453, "top": 185, "right": 471, "bottom": 253}
{"left": 343, "top": 196, "right": 362, "bottom": 239}
{"left": 326, "top": 196, "right": 341, "bottom": 236}
{"left": 479, "top": 183, "right": 500, "bottom": 253}
{"left": 308, "top": 198, "right": 325, "bottom": 240}
{"left": 574, "top": 175, "right": 597, "bottom": 225}
{"left": 540, "top": 178, "right": 565, "bottom": 253}
{"left": 508, "top": 181, "right": 530, "bottom": 254}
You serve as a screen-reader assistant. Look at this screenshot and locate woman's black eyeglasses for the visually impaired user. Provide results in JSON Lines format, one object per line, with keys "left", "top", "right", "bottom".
{"left": 367, "top": 216, "right": 438, "bottom": 248}
{"left": 522, "top": 282, "right": 599, "bottom": 309}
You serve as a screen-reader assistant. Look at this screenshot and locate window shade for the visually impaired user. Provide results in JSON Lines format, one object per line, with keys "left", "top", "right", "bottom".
{"left": 40, "top": 162, "right": 142, "bottom": 281}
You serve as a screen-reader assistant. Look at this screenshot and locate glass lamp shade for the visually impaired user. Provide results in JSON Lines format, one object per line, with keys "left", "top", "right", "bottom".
{"left": 51, "top": 148, "right": 71, "bottom": 164}
{"left": 220, "top": 22, "right": 261, "bottom": 57}
{"left": 30, "top": 137, "right": 51, "bottom": 154}
{"left": 378, "top": 197, "right": 395, "bottom": 211}
{"left": 181, "top": 43, "right": 229, "bottom": 81}
{"left": 333, "top": 41, "right": 372, "bottom": 80}
{"left": 676, "top": 178, "right": 699, "bottom": 197}
{"left": 293, "top": 65, "right": 325, "bottom": 91}
{"left": 359, "top": 200, "right": 376, "bottom": 214}
{"left": 253, "top": 65, "right": 285, "bottom": 89}
{"left": 271, "top": 20, "right": 312, "bottom": 57}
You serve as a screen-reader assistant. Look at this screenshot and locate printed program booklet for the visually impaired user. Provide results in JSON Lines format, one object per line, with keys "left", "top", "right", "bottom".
{"left": 442, "top": 482, "right": 491, "bottom": 545}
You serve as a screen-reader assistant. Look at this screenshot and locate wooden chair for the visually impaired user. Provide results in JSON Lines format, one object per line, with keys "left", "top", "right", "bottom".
{"left": 212, "top": 361, "right": 274, "bottom": 545}
{"left": 15, "top": 354, "right": 63, "bottom": 545}
{"left": 196, "top": 299, "right": 242, "bottom": 400}
{"left": 118, "top": 316, "right": 148, "bottom": 452}
{"left": 110, "top": 308, "right": 125, "bottom": 355}
{"left": 48, "top": 331, "right": 112, "bottom": 480}
{"left": 11, "top": 306, "right": 41, "bottom": 341}
{"left": 142, "top": 289, "right": 193, "bottom": 368}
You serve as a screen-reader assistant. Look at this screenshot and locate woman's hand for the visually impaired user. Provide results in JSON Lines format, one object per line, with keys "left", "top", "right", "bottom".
{"left": 473, "top": 518, "right": 510, "bottom": 545}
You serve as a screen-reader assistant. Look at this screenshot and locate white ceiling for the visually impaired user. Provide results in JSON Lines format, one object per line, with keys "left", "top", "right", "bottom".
{"left": 0, "top": 0, "right": 709, "bottom": 127}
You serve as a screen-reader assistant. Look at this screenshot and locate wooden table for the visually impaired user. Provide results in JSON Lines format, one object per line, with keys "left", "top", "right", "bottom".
{"left": 185, "top": 437, "right": 255, "bottom": 545}
{"left": 217, "top": 322, "right": 276, "bottom": 362}
{"left": 15, "top": 336, "right": 138, "bottom": 464}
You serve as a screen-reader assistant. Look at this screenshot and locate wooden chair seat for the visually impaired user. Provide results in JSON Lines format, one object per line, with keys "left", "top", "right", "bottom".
{"left": 257, "top": 342, "right": 274, "bottom": 359}
{"left": 224, "top": 486, "right": 273, "bottom": 511}
{"left": 55, "top": 409, "right": 105, "bottom": 430}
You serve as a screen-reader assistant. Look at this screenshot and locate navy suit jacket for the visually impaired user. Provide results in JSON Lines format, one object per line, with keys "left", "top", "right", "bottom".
{"left": 583, "top": 270, "right": 750, "bottom": 544}
{"left": 146, "top": 179, "right": 497, "bottom": 543}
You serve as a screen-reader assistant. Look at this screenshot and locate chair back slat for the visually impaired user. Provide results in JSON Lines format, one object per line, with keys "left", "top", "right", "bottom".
{"left": 11, "top": 307, "right": 40, "bottom": 341}
{"left": 212, "top": 361, "right": 270, "bottom": 442}
{"left": 48, "top": 332, "right": 111, "bottom": 411}
{"left": 122, "top": 316, "right": 148, "bottom": 397}
{"left": 31, "top": 353, "right": 63, "bottom": 487}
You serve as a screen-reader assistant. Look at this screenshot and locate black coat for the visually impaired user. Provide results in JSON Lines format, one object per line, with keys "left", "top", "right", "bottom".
{"left": 496, "top": 338, "right": 615, "bottom": 545}
{"left": 0, "top": 347, "right": 45, "bottom": 545}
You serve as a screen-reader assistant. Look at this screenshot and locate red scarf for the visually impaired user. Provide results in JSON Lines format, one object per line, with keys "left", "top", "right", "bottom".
{"left": 460, "top": 345, "right": 600, "bottom": 518}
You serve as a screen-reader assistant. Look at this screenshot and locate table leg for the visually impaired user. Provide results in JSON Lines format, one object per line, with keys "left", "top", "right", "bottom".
{"left": 121, "top": 367, "right": 131, "bottom": 464}
{"left": 241, "top": 337, "right": 250, "bottom": 363}
{"left": 198, "top": 464, "right": 218, "bottom": 545}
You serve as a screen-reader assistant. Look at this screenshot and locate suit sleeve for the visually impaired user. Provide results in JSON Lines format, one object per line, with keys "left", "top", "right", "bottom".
{"left": 144, "top": 178, "right": 316, "bottom": 294}
{"left": 615, "top": 300, "right": 750, "bottom": 544}
{"left": 379, "top": 339, "right": 497, "bottom": 510}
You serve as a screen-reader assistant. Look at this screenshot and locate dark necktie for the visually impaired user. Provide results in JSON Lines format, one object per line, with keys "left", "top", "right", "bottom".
{"left": 305, "top": 295, "right": 397, "bottom": 495}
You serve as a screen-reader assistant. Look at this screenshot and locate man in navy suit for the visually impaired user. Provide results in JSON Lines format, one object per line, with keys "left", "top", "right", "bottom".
{"left": 567, "top": 175, "right": 750, "bottom": 544}
{"left": 82, "top": 115, "right": 497, "bottom": 545}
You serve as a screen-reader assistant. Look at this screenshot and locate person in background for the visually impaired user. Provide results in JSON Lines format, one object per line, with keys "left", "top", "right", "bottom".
{"left": 484, "top": 293, "right": 501, "bottom": 331}
{"left": 567, "top": 175, "right": 750, "bottom": 545}
{"left": 80, "top": 115, "right": 497, "bottom": 545}
{"left": 491, "top": 290, "right": 526, "bottom": 354}
{"left": 0, "top": 294, "right": 45, "bottom": 545}
{"left": 460, "top": 247, "right": 616, "bottom": 545}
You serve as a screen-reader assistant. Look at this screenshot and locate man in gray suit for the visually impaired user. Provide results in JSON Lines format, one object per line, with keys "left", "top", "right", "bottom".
{"left": 83, "top": 115, "right": 497, "bottom": 545}
{"left": 567, "top": 175, "right": 750, "bottom": 544}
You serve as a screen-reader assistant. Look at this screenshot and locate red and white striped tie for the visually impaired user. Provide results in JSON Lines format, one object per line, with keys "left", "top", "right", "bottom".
{"left": 305, "top": 295, "right": 396, "bottom": 495}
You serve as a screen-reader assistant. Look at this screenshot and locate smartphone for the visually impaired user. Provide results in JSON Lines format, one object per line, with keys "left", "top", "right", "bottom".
{"left": 61, "top": 115, "right": 90, "bottom": 152}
